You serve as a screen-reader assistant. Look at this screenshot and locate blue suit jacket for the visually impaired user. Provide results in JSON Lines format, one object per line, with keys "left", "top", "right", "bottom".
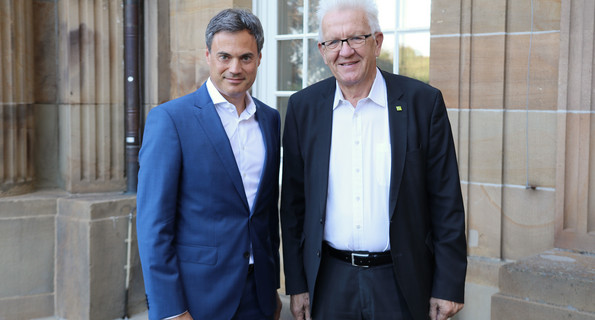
{"left": 281, "top": 70, "right": 467, "bottom": 320}
{"left": 137, "top": 83, "right": 281, "bottom": 320}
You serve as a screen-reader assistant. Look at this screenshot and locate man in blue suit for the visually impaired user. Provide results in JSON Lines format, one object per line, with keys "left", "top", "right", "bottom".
{"left": 137, "top": 9, "right": 282, "bottom": 320}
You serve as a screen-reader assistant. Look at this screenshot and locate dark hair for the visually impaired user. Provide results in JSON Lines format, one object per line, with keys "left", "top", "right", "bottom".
{"left": 205, "top": 8, "right": 264, "bottom": 53}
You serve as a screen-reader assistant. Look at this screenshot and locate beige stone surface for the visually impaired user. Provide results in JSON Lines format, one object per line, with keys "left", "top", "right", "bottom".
{"left": 502, "top": 111, "right": 557, "bottom": 188}
{"left": 467, "top": 183, "right": 502, "bottom": 258}
{"left": 33, "top": 0, "right": 58, "bottom": 104}
{"left": 143, "top": 0, "right": 171, "bottom": 107}
{"left": 0, "top": 216, "right": 55, "bottom": 298}
{"left": 555, "top": 0, "right": 595, "bottom": 254}
{"left": 453, "top": 110, "right": 471, "bottom": 184}
{"left": 504, "top": 33, "right": 560, "bottom": 111}
{"left": 56, "top": 194, "right": 141, "bottom": 320}
{"left": 506, "top": 0, "right": 562, "bottom": 33}
{"left": 466, "top": 256, "right": 505, "bottom": 287}
{"left": 58, "top": 104, "right": 125, "bottom": 193}
{"left": 470, "top": 35, "right": 506, "bottom": 108}
{"left": 431, "top": 0, "right": 472, "bottom": 35}
{"left": 470, "top": 0, "right": 507, "bottom": 34}
{"left": 468, "top": 111, "right": 504, "bottom": 183}
{"left": 501, "top": 187, "right": 555, "bottom": 259}
{"left": 430, "top": 37, "right": 462, "bottom": 108}
{"left": 0, "top": 293, "right": 54, "bottom": 320}
{"left": 557, "top": 114, "right": 593, "bottom": 232}
{"left": 171, "top": 51, "right": 204, "bottom": 98}
{"left": 492, "top": 294, "right": 595, "bottom": 320}
{"left": 0, "top": 189, "right": 62, "bottom": 218}
{"left": 494, "top": 250, "right": 595, "bottom": 318}
{"left": 457, "top": 282, "right": 499, "bottom": 320}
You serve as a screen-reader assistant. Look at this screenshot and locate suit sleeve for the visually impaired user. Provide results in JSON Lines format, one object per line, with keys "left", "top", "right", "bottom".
{"left": 426, "top": 91, "right": 467, "bottom": 303}
{"left": 280, "top": 96, "right": 309, "bottom": 295}
{"left": 137, "top": 107, "right": 188, "bottom": 319}
{"left": 270, "top": 109, "right": 282, "bottom": 289}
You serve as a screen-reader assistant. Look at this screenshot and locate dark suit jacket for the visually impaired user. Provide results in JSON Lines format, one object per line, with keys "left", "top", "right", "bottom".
{"left": 137, "top": 83, "right": 281, "bottom": 320}
{"left": 280, "top": 70, "right": 467, "bottom": 320}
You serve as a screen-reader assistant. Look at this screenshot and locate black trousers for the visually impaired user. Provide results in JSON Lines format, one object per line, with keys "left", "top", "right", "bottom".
{"left": 312, "top": 250, "right": 413, "bottom": 320}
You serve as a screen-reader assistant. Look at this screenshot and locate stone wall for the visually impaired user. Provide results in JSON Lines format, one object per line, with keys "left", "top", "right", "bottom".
{"left": 0, "top": 1, "right": 257, "bottom": 319}
{"left": 1, "top": 0, "right": 593, "bottom": 319}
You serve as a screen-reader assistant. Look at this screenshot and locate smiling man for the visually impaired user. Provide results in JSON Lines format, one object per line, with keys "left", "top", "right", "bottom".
{"left": 137, "top": 8, "right": 282, "bottom": 320}
{"left": 280, "top": 0, "right": 467, "bottom": 320}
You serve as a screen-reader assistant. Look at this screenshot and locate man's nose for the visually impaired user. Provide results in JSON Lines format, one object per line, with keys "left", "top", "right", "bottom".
{"left": 339, "top": 41, "right": 355, "bottom": 56}
{"left": 229, "top": 58, "right": 242, "bottom": 73}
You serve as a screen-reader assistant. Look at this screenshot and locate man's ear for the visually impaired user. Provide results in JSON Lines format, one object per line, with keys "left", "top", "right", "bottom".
{"left": 374, "top": 32, "right": 384, "bottom": 57}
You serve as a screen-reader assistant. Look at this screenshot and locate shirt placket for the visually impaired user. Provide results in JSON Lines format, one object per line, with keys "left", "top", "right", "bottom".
{"left": 352, "top": 109, "right": 364, "bottom": 250}
{"left": 237, "top": 116, "right": 247, "bottom": 182}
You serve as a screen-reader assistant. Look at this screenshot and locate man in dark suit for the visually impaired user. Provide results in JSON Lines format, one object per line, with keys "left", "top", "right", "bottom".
{"left": 137, "top": 8, "right": 282, "bottom": 320}
{"left": 280, "top": 1, "right": 467, "bottom": 319}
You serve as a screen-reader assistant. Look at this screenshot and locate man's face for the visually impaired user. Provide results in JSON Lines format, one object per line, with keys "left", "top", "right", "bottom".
{"left": 206, "top": 30, "right": 261, "bottom": 105}
{"left": 318, "top": 8, "right": 383, "bottom": 89}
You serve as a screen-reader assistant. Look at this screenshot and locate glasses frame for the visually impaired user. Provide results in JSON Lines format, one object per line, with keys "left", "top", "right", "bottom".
{"left": 320, "top": 34, "right": 373, "bottom": 51}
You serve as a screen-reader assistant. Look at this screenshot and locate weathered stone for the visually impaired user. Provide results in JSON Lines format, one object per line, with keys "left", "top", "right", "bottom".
{"left": 492, "top": 250, "right": 595, "bottom": 319}
{"left": 56, "top": 194, "right": 139, "bottom": 320}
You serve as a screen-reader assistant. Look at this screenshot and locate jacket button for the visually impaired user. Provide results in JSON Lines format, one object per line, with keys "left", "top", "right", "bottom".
{"left": 316, "top": 250, "right": 320, "bottom": 257}
{"left": 319, "top": 218, "right": 323, "bottom": 224}
{"left": 243, "top": 251, "right": 250, "bottom": 258}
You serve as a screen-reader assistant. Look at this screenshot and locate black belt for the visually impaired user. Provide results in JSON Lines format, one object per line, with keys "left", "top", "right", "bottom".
{"left": 324, "top": 243, "right": 392, "bottom": 267}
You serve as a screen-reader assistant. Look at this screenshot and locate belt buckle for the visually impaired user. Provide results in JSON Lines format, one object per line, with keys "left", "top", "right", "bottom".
{"left": 351, "top": 253, "right": 369, "bottom": 268}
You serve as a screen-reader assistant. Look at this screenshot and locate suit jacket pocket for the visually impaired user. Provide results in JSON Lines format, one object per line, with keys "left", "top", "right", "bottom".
{"left": 176, "top": 244, "right": 218, "bottom": 265}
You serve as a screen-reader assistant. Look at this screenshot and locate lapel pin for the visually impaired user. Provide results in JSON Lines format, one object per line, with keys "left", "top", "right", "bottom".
{"left": 395, "top": 106, "right": 402, "bottom": 111}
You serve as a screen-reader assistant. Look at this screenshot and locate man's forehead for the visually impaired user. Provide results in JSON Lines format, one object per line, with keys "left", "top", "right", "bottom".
{"left": 321, "top": 8, "right": 370, "bottom": 36}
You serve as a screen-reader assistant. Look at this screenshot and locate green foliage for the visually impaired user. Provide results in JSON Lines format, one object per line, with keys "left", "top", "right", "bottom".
{"left": 376, "top": 46, "right": 429, "bottom": 83}
{"left": 399, "top": 46, "right": 429, "bottom": 83}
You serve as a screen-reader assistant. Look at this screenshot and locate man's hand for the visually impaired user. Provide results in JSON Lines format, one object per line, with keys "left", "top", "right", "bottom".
{"left": 429, "top": 297, "right": 463, "bottom": 320}
{"left": 169, "top": 311, "right": 194, "bottom": 320}
{"left": 290, "top": 292, "right": 311, "bottom": 320}
{"left": 274, "top": 291, "right": 283, "bottom": 320}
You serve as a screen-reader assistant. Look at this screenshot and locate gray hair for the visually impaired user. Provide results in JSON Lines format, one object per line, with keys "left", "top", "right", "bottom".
{"left": 205, "top": 8, "right": 264, "bottom": 53}
{"left": 316, "top": 0, "right": 381, "bottom": 42}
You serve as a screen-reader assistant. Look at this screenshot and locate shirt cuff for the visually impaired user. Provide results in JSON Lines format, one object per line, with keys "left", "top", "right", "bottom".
{"left": 163, "top": 310, "right": 187, "bottom": 320}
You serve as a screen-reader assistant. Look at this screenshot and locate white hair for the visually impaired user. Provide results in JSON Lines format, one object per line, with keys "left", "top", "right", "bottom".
{"left": 316, "top": 0, "right": 381, "bottom": 42}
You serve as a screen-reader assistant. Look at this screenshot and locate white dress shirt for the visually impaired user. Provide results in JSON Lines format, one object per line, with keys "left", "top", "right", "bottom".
{"left": 206, "top": 78, "right": 265, "bottom": 212}
{"left": 324, "top": 68, "right": 392, "bottom": 252}
{"left": 207, "top": 78, "right": 265, "bottom": 267}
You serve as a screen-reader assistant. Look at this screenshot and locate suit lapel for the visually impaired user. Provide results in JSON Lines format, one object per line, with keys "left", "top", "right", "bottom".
{"left": 251, "top": 101, "right": 274, "bottom": 215}
{"left": 314, "top": 82, "right": 335, "bottom": 220}
{"left": 192, "top": 85, "right": 250, "bottom": 210}
{"left": 383, "top": 72, "right": 407, "bottom": 219}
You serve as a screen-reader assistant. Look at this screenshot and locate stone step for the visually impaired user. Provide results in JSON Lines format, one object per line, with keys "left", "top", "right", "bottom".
{"left": 492, "top": 293, "right": 595, "bottom": 320}
{"left": 491, "top": 249, "right": 595, "bottom": 319}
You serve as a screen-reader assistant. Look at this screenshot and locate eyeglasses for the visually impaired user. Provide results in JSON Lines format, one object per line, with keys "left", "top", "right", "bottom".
{"left": 320, "top": 34, "right": 373, "bottom": 51}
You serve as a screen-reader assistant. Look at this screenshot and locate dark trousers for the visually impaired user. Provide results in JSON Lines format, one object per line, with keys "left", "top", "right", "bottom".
{"left": 231, "top": 267, "right": 271, "bottom": 320}
{"left": 312, "top": 250, "right": 413, "bottom": 320}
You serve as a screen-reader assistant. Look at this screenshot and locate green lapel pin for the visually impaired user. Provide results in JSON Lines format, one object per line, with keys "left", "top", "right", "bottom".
{"left": 395, "top": 106, "right": 402, "bottom": 111}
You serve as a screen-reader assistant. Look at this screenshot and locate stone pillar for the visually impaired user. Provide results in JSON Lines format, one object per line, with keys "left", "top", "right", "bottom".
{"left": 555, "top": 0, "right": 595, "bottom": 253}
{"left": 57, "top": 0, "right": 125, "bottom": 193}
{"left": 0, "top": 0, "right": 35, "bottom": 196}
{"left": 56, "top": 194, "right": 142, "bottom": 320}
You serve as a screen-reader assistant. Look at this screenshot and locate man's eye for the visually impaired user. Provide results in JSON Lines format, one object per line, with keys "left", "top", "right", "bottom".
{"left": 350, "top": 36, "right": 364, "bottom": 41}
{"left": 328, "top": 40, "right": 340, "bottom": 46}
